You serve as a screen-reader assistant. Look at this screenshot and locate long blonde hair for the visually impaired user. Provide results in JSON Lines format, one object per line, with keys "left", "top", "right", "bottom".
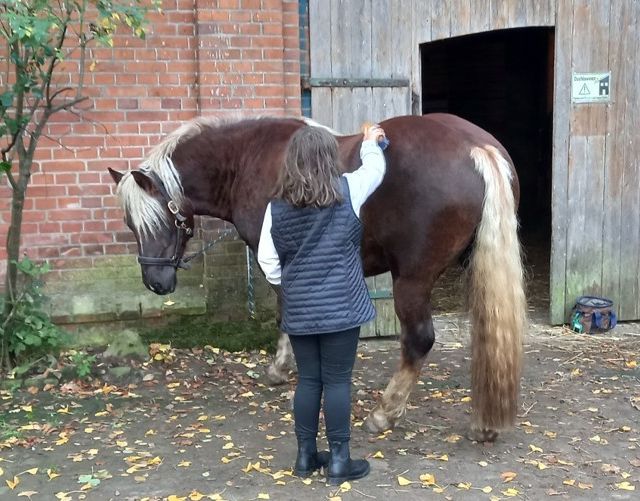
{"left": 273, "top": 126, "right": 343, "bottom": 207}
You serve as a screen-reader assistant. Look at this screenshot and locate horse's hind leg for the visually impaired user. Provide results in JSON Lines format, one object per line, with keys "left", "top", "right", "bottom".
{"left": 366, "top": 276, "right": 435, "bottom": 432}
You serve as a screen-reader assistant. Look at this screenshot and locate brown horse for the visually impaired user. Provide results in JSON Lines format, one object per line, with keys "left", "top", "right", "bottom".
{"left": 108, "top": 114, "right": 526, "bottom": 442}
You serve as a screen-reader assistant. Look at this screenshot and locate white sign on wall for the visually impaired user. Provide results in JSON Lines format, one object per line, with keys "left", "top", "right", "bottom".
{"left": 572, "top": 72, "right": 611, "bottom": 103}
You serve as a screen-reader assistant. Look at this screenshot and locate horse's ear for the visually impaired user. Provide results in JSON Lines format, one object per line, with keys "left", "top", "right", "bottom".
{"left": 108, "top": 168, "right": 124, "bottom": 185}
{"left": 130, "top": 170, "right": 155, "bottom": 194}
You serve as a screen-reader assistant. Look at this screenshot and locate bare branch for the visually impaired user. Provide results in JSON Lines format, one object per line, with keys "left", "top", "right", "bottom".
{"left": 4, "top": 168, "right": 17, "bottom": 191}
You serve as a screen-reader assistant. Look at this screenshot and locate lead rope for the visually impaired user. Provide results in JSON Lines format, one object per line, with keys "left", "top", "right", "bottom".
{"left": 180, "top": 226, "right": 237, "bottom": 267}
{"left": 246, "top": 246, "right": 256, "bottom": 319}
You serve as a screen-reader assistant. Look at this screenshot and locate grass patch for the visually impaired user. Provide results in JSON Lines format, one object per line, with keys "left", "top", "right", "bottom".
{"left": 140, "top": 317, "right": 280, "bottom": 353}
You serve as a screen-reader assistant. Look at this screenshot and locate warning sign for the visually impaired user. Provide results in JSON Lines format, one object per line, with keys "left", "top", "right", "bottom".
{"left": 572, "top": 72, "right": 611, "bottom": 103}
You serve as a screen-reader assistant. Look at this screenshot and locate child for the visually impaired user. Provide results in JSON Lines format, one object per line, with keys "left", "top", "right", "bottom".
{"left": 257, "top": 123, "right": 386, "bottom": 484}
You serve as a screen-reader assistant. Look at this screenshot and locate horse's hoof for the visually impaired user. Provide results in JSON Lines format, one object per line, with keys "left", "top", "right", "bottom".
{"left": 365, "top": 406, "right": 394, "bottom": 433}
{"left": 265, "top": 364, "right": 289, "bottom": 386}
{"left": 468, "top": 428, "right": 499, "bottom": 443}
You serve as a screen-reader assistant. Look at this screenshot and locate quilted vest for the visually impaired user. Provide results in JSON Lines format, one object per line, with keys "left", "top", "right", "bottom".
{"left": 270, "top": 177, "right": 375, "bottom": 335}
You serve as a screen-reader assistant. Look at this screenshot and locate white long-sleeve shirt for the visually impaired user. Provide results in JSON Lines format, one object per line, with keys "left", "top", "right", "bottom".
{"left": 257, "top": 139, "right": 386, "bottom": 285}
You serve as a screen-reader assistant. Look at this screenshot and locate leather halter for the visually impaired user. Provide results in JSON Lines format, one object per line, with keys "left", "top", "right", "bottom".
{"left": 136, "top": 171, "right": 193, "bottom": 270}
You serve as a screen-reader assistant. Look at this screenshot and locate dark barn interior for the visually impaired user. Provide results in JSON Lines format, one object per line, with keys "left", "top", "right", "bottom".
{"left": 421, "top": 28, "right": 555, "bottom": 317}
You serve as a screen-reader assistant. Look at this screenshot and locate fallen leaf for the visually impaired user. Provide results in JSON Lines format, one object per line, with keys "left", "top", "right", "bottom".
{"left": 615, "top": 481, "right": 635, "bottom": 491}
{"left": 397, "top": 475, "right": 413, "bottom": 486}
{"left": 371, "top": 451, "right": 384, "bottom": 459}
{"left": 257, "top": 494, "right": 269, "bottom": 500}
{"left": 501, "top": 471, "right": 517, "bottom": 483}
{"left": 502, "top": 487, "right": 520, "bottom": 497}
{"left": 481, "top": 486, "right": 492, "bottom": 493}
{"left": 419, "top": 473, "right": 436, "bottom": 486}
{"left": 17, "top": 492, "right": 38, "bottom": 499}
{"left": 47, "top": 469, "right": 60, "bottom": 480}
{"left": 457, "top": 482, "right": 471, "bottom": 490}
{"left": 563, "top": 479, "right": 576, "bottom": 486}
{"left": 529, "top": 444, "right": 543, "bottom": 453}
{"left": 7, "top": 476, "right": 20, "bottom": 489}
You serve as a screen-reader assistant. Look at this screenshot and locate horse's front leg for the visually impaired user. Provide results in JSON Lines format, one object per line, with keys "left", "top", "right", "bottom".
{"left": 266, "top": 331, "right": 295, "bottom": 384}
{"left": 366, "top": 277, "right": 435, "bottom": 432}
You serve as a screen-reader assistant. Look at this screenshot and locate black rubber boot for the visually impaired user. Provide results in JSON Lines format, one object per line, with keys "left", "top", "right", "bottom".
{"left": 326, "top": 441, "right": 370, "bottom": 485}
{"left": 294, "top": 438, "right": 330, "bottom": 477}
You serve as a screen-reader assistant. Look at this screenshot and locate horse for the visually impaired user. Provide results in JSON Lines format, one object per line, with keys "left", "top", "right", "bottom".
{"left": 108, "top": 114, "right": 526, "bottom": 442}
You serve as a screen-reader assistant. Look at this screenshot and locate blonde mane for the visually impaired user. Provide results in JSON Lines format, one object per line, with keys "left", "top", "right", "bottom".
{"left": 116, "top": 117, "right": 222, "bottom": 237}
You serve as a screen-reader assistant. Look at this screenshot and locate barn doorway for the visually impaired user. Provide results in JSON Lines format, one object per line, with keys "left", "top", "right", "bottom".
{"left": 421, "top": 27, "right": 554, "bottom": 319}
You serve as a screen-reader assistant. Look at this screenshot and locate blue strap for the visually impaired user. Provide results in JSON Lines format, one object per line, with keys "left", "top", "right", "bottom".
{"left": 610, "top": 311, "right": 617, "bottom": 329}
{"left": 592, "top": 311, "right": 603, "bottom": 330}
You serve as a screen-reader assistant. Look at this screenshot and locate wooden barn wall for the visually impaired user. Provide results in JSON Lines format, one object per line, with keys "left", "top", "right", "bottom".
{"left": 309, "top": 0, "right": 639, "bottom": 324}
{"left": 309, "top": 0, "right": 412, "bottom": 132}
{"left": 551, "top": 0, "right": 640, "bottom": 323}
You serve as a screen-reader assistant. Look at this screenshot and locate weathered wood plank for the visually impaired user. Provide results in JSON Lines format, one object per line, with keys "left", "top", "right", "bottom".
{"left": 489, "top": 0, "right": 510, "bottom": 30}
{"left": 525, "top": 0, "right": 555, "bottom": 26}
{"left": 469, "top": 0, "right": 491, "bottom": 33}
{"left": 601, "top": 0, "right": 627, "bottom": 312}
{"left": 550, "top": 0, "right": 574, "bottom": 324}
{"left": 430, "top": 0, "right": 451, "bottom": 41}
{"left": 450, "top": 0, "right": 471, "bottom": 38}
{"left": 564, "top": 0, "right": 610, "bottom": 315}
{"left": 565, "top": 135, "right": 606, "bottom": 304}
{"left": 309, "top": 0, "right": 333, "bottom": 126}
{"left": 617, "top": 1, "right": 640, "bottom": 319}
{"left": 412, "top": 0, "right": 432, "bottom": 44}
{"left": 507, "top": 0, "right": 527, "bottom": 27}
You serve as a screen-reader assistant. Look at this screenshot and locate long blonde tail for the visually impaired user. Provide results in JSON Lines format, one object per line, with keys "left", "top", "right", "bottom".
{"left": 468, "top": 145, "right": 526, "bottom": 432}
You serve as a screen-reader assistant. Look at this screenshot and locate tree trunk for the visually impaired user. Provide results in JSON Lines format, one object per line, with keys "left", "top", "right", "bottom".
{"left": 1, "top": 153, "right": 32, "bottom": 371}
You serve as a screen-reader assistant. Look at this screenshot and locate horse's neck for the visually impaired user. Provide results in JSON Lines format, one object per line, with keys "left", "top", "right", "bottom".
{"left": 172, "top": 119, "right": 301, "bottom": 249}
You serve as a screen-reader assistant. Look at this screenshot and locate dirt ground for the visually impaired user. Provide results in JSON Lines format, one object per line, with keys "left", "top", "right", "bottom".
{"left": 1, "top": 313, "right": 639, "bottom": 501}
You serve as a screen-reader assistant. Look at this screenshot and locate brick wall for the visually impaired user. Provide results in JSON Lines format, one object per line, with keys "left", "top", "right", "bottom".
{"left": 0, "top": 0, "right": 301, "bottom": 323}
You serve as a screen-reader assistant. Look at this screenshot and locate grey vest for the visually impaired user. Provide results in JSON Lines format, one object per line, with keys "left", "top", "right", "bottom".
{"left": 270, "top": 177, "right": 375, "bottom": 335}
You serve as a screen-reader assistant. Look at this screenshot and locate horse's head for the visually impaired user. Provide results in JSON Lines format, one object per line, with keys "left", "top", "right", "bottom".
{"left": 109, "top": 167, "right": 194, "bottom": 295}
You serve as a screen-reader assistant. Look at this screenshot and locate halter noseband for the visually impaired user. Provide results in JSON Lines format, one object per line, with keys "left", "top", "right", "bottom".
{"left": 136, "top": 171, "right": 193, "bottom": 270}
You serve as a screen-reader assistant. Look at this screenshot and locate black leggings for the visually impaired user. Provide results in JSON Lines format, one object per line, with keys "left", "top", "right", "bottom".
{"left": 288, "top": 327, "right": 360, "bottom": 443}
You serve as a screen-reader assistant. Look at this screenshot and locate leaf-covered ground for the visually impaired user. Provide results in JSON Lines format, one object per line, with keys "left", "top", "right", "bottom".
{"left": 1, "top": 320, "right": 639, "bottom": 501}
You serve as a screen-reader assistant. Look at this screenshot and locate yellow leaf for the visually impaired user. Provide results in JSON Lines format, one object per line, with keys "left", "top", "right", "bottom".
{"left": 397, "top": 476, "right": 413, "bottom": 486}
{"left": 444, "top": 434, "right": 462, "bottom": 443}
{"left": 419, "top": 473, "right": 436, "bottom": 486}
{"left": 178, "top": 460, "right": 191, "bottom": 467}
{"left": 626, "top": 360, "right": 637, "bottom": 368}
{"left": 301, "top": 478, "right": 312, "bottom": 485}
{"left": 529, "top": 444, "right": 543, "bottom": 453}
{"left": 478, "top": 461, "right": 488, "bottom": 467}
{"left": 0, "top": 466, "right": 3, "bottom": 476}
{"left": 563, "top": 479, "right": 576, "bottom": 486}
{"left": 95, "top": 411, "right": 108, "bottom": 417}
{"left": 7, "top": 476, "right": 20, "bottom": 489}
{"left": 21, "top": 405, "right": 33, "bottom": 412}
{"left": 371, "top": 451, "right": 384, "bottom": 459}
{"left": 188, "top": 491, "right": 205, "bottom": 501}
{"left": 328, "top": 497, "right": 341, "bottom": 501}
{"left": 167, "top": 496, "right": 186, "bottom": 501}
{"left": 437, "top": 454, "right": 449, "bottom": 461}
{"left": 338, "top": 481, "right": 351, "bottom": 492}
{"left": 537, "top": 461, "right": 547, "bottom": 470}
{"left": 47, "top": 469, "right": 60, "bottom": 480}
{"left": 221, "top": 457, "right": 232, "bottom": 464}
{"left": 17, "top": 491, "right": 38, "bottom": 498}
{"left": 590, "top": 435, "right": 601, "bottom": 443}
{"left": 222, "top": 442, "right": 234, "bottom": 450}
{"left": 501, "top": 471, "right": 517, "bottom": 483}
{"left": 145, "top": 429, "right": 156, "bottom": 436}
{"left": 257, "top": 494, "right": 269, "bottom": 500}
{"left": 615, "top": 481, "right": 635, "bottom": 491}
{"left": 620, "top": 426, "right": 631, "bottom": 432}
{"left": 578, "top": 482, "right": 593, "bottom": 490}
{"left": 240, "top": 391, "right": 254, "bottom": 398}
{"left": 55, "top": 493, "right": 72, "bottom": 501}
{"left": 265, "top": 435, "right": 278, "bottom": 441}
{"left": 116, "top": 441, "right": 128, "bottom": 447}
{"left": 481, "top": 486, "right": 493, "bottom": 493}
{"left": 543, "top": 430, "right": 557, "bottom": 439}
{"left": 57, "top": 406, "right": 71, "bottom": 414}
{"left": 197, "top": 415, "right": 208, "bottom": 421}
{"left": 457, "top": 482, "right": 471, "bottom": 490}
{"left": 502, "top": 487, "right": 520, "bottom": 497}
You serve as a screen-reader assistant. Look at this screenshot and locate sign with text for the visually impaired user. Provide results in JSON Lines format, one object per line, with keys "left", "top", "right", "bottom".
{"left": 572, "top": 72, "right": 611, "bottom": 103}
